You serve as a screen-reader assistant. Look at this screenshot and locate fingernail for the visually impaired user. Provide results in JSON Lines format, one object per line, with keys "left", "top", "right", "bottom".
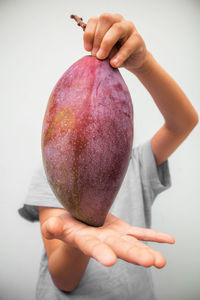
{"left": 96, "top": 49, "right": 105, "bottom": 59}
{"left": 112, "top": 57, "right": 119, "bottom": 67}
{"left": 85, "top": 43, "right": 92, "bottom": 51}
{"left": 91, "top": 48, "right": 98, "bottom": 56}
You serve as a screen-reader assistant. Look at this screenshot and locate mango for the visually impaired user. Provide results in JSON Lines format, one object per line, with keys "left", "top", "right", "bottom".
{"left": 41, "top": 55, "right": 133, "bottom": 226}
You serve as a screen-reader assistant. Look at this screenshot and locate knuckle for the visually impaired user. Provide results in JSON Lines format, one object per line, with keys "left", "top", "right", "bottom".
{"left": 88, "top": 16, "right": 98, "bottom": 23}
{"left": 113, "top": 13, "right": 123, "bottom": 21}
{"left": 132, "top": 31, "right": 145, "bottom": 49}
{"left": 123, "top": 48, "right": 130, "bottom": 58}
{"left": 101, "top": 37, "right": 111, "bottom": 50}
{"left": 125, "top": 20, "right": 135, "bottom": 31}
{"left": 127, "top": 246, "right": 135, "bottom": 257}
{"left": 113, "top": 22, "right": 123, "bottom": 33}
{"left": 138, "top": 43, "right": 146, "bottom": 56}
{"left": 134, "top": 31, "right": 142, "bottom": 42}
{"left": 99, "top": 13, "right": 112, "bottom": 22}
{"left": 93, "top": 37, "right": 101, "bottom": 48}
{"left": 84, "top": 30, "right": 93, "bottom": 41}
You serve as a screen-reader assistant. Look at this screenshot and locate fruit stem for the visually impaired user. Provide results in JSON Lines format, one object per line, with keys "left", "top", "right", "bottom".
{"left": 70, "top": 15, "right": 87, "bottom": 31}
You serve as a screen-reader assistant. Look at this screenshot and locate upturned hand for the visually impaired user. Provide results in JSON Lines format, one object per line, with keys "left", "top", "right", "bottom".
{"left": 42, "top": 211, "right": 175, "bottom": 268}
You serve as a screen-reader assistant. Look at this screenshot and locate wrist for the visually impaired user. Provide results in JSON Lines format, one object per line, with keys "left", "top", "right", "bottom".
{"left": 49, "top": 240, "right": 90, "bottom": 292}
{"left": 128, "top": 51, "right": 154, "bottom": 76}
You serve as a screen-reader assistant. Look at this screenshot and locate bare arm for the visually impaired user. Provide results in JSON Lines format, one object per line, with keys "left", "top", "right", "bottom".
{"left": 39, "top": 207, "right": 90, "bottom": 292}
{"left": 131, "top": 52, "right": 199, "bottom": 165}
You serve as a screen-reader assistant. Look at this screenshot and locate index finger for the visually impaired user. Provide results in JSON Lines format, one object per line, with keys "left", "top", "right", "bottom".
{"left": 128, "top": 227, "right": 175, "bottom": 244}
{"left": 83, "top": 17, "right": 98, "bottom": 51}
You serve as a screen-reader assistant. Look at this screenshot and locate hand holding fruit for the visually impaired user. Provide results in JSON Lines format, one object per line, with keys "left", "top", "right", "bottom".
{"left": 42, "top": 211, "right": 175, "bottom": 268}
{"left": 83, "top": 13, "right": 148, "bottom": 71}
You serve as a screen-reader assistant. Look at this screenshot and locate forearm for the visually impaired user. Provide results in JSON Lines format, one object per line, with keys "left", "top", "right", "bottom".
{"left": 39, "top": 207, "right": 90, "bottom": 292}
{"left": 130, "top": 51, "right": 198, "bottom": 133}
{"left": 48, "top": 241, "right": 90, "bottom": 292}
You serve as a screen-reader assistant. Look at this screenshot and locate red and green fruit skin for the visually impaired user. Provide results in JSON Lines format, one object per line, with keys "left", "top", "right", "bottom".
{"left": 41, "top": 55, "right": 133, "bottom": 226}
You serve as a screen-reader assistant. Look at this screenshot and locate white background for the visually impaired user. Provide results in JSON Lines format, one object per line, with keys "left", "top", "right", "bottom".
{"left": 0, "top": 0, "right": 199, "bottom": 299}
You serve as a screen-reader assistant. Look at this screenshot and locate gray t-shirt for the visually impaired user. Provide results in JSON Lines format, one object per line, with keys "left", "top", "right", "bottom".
{"left": 18, "top": 140, "right": 171, "bottom": 300}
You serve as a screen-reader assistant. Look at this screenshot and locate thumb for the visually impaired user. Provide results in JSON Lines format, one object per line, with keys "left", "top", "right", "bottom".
{"left": 41, "top": 216, "right": 64, "bottom": 240}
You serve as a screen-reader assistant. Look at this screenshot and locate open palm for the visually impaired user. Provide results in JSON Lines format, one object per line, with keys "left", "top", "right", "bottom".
{"left": 42, "top": 212, "right": 175, "bottom": 268}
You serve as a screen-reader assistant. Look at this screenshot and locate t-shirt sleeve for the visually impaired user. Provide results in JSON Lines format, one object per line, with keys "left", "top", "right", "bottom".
{"left": 132, "top": 139, "right": 171, "bottom": 204}
{"left": 18, "top": 166, "right": 64, "bottom": 222}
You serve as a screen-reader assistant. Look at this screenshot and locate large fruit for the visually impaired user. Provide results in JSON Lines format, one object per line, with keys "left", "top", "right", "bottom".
{"left": 41, "top": 55, "right": 133, "bottom": 226}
